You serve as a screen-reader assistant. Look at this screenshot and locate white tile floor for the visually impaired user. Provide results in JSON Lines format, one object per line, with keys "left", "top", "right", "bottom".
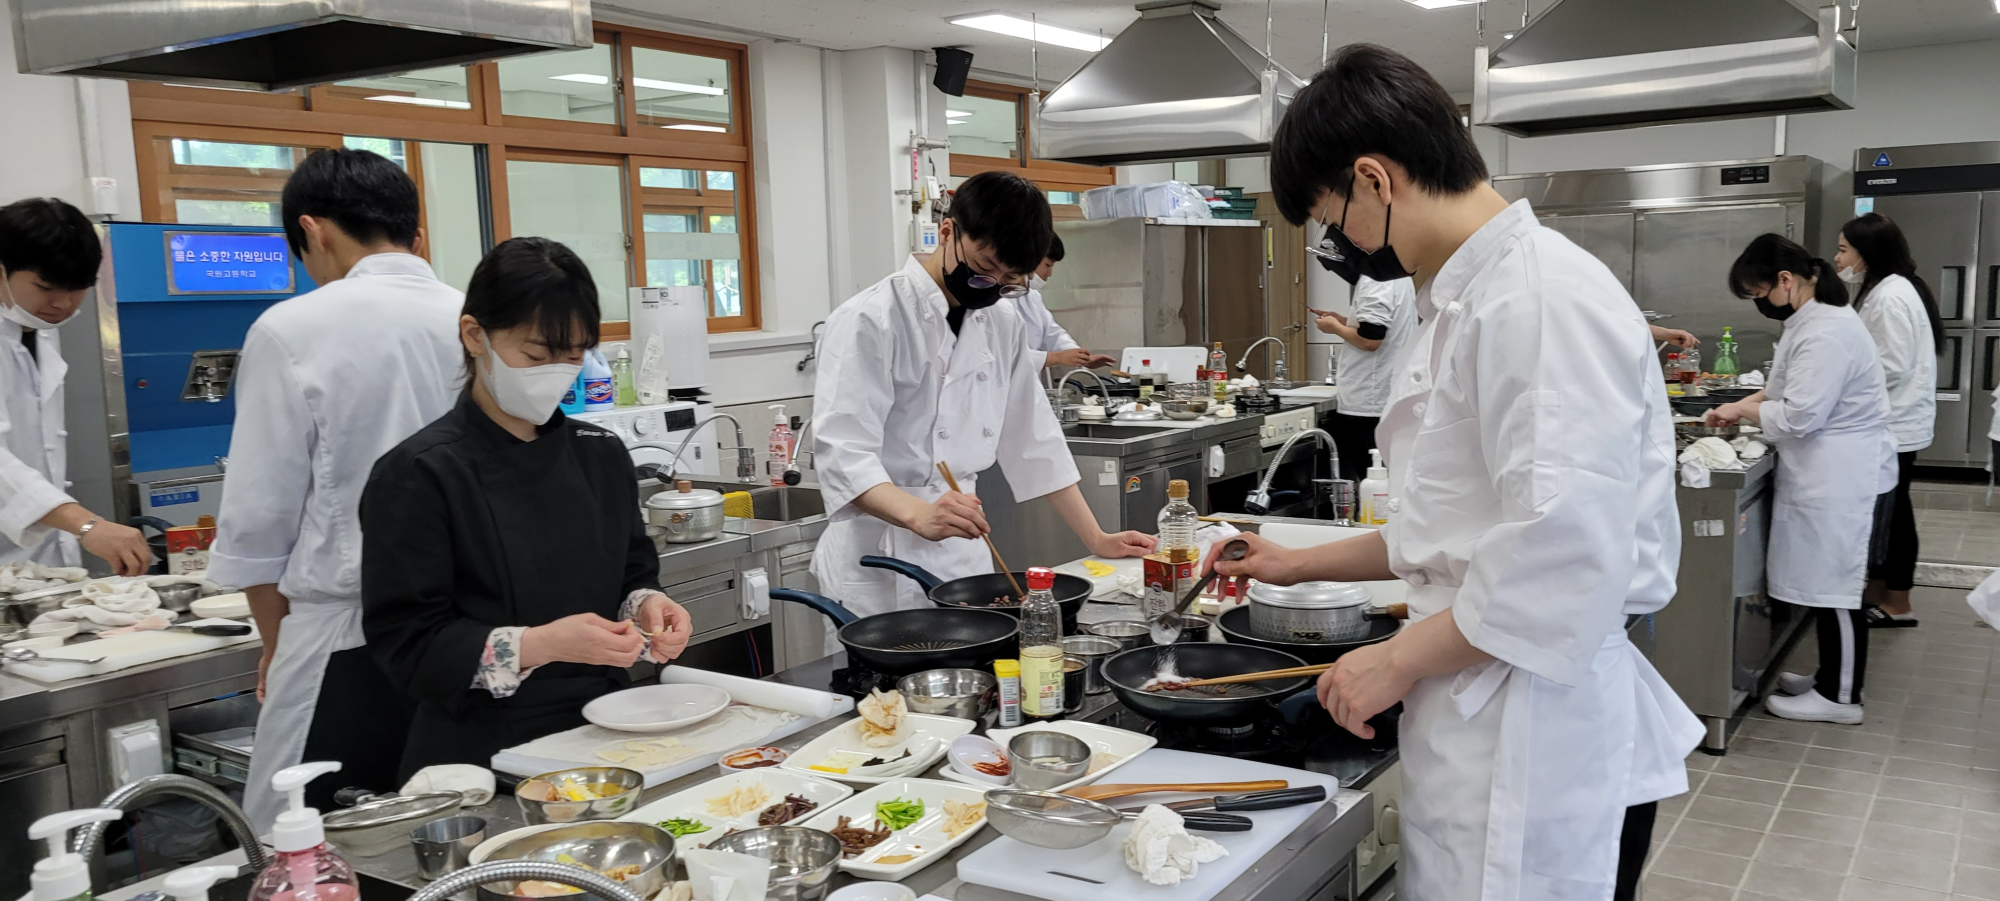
{"left": 1642, "top": 586, "right": 2000, "bottom": 900}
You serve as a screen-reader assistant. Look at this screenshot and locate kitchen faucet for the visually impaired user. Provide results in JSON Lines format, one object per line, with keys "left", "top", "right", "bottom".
{"left": 783, "top": 418, "right": 815, "bottom": 485}
{"left": 75, "top": 774, "right": 269, "bottom": 872}
{"left": 644, "top": 412, "right": 756, "bottom": 482}
{"left": 1060, "top": 369, "right": 1114, "bottom": 406}
{"left": 1245, "top": 427, "right": 1347, "bottom": 524}
{"left": 1236, "top": 336, "right": 1292, "bottom": 389}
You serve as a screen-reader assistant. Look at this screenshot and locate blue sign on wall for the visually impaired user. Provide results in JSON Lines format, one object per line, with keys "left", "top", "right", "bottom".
{"left": 165, "top": 232, "right": 295, "bottom": 295}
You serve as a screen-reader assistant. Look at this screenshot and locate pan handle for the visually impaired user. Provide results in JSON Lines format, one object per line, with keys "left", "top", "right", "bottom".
{"left": 1180, "top": 812, "right": 1255, "bottom": 832}
{"left": 1277, "top": 686, "right": 1322, "bottom": 724}
{"left": 1209, "top": 785, "right": 1328, "bottom": 811}
{"left": 858, "top": 555, "right": 945, "bottom": 592}
{"left": 767, "top": 588, "right": 859, "bottom": 626}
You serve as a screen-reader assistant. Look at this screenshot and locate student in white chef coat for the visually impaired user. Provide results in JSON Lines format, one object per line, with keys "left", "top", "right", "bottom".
{"left": 1834, "top": 213, "right": 1941, "bottom": 628}
{"left": 1014, "top": 236, "right": 1113, "bottom": 370}
{"left": 1706, "top": 234, "right": 1897, "bottom": 724}
{"left": 208, "top": 149, "right": 465, "bottom": 829}
{"left": 1312, "top": 275, "right": 1414, "bottom": 483}
{"left": 1217, "top": 44, "right": 1703, "bottom": 901}
{"left": 811, "top": 171, "right": 1153, "bottom": 631}
{"left": 0, "top": 198, "right": 153, "bottom": 574}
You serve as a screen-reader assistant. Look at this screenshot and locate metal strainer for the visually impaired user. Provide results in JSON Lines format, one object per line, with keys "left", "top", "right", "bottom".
{"left": 983, "top": 790, "right": 1250, "bottom": 850}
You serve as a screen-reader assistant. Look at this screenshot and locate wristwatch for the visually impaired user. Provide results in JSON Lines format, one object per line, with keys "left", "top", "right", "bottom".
{"left": 77, "top": 518, "right": 98, "bottom": 537}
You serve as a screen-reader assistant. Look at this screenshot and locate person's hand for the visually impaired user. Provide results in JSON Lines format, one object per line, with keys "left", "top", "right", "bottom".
{"left": 1704, "top": 402, "right": 1745, "bottom": 427}
{"left": 1084, "top": 352, "right": 1117, "bottom": 368}
{"left": 1047, "top": 348, "right": 1092, "bottom": 368}
{"left": 1316, "top": 640, "right": 1411, "bottom": 739}
{"left": 257, "top": 646, "right": 275, "bottom": 703}
{"left": 521, "top": 613, "right": 645, "bottom": 669}
{"left": 1658, "top": 328, "right": 1699, "bottom": 348}
{"left": 636, "top": 592, "right": 694, "bottom": 662}
{"left": 1088, "top": 530, "right": 1156, "bottom": 559}
{"left": 1204, "top": 532, "right": 1303, "bottom": 600}
{"left": 1313, "top": 312, "right": 1348, "bottom": 334}
{"left": 79, "top": 520, "right": 153, "bottom": 576}
{"left": 908, "top": 491, "right": 987, "bottom": 541}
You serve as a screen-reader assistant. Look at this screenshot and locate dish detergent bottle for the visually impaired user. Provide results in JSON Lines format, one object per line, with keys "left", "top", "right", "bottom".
{"left": 166, "top": 866, "right": 242, "bottom": 901}
{"left": 1359, "top": 449, "right": 1391, "bottom": 525}
{"left": 582, "top": 349, "right": 615, "bottom": 411}
{"left": 767, "top": 404, "right": 792, "bottom": 486}
{"left": 249, "top": 762, "right": 358, "bottom": 901}
{"left": 28, "top": 808, "right": 124, "bottom": 901}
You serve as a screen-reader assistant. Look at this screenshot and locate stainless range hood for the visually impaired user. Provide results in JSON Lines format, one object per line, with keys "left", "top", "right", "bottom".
{"left": 1473, "top": 0, "right": 1857, "bottom": 137}
{"left": 12, "top": 0, "right": 593, "bottom": 91}
{"left": 1032, "top": 0, "right": 1305, "bottom": 166}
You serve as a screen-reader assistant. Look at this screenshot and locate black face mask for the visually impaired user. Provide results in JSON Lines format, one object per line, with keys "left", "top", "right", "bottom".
{"left": 1753, "top": 295, "right": 1796, "bottom": 322}
{"left": 1309, "top": 194, "right": 1411, "bottom": 286}
{"left": 942, "top": 234, "right": 1007, "bottom": 311}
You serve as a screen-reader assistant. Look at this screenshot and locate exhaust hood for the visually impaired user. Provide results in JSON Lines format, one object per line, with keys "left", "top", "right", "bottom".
{"left": 1473, "top": 0, "right": 1857, "bottom": 137}
{"left": 11, "top": 0, "right": 593, "bottom": 92}
{"left": 1031, "top": 0, "right": 1305, "bottom": 166}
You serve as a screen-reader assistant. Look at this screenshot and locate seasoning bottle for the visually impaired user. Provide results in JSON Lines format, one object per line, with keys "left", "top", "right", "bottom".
{"left": 1136, "top": 359, "right": 1155, "bottom": 401}
{"left": 1664, "top": 353, "right": 1684, "bottom": 396}
{"left": 1018, "top": 567, "right": 1065, "bottom": 719}
{"left": 994, "top": 659, "right": 1023, "bottom": 727}
{"left": 28, "top": 809, "right": 124, "bottom": 901}
{"left": 1209, "top": 342, "right": 1229, "bottom": 401}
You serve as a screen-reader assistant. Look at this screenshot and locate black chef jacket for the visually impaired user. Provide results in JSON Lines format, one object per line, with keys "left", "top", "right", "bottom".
{"left": 360, "top": 394, "right": 662, "bottom": 778}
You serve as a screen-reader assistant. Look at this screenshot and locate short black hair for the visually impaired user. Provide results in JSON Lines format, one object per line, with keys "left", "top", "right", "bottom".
{"left": 1270, "top": 44, "right": 1489, "bottom": 226}
{"left": 949, "top": 170, "right": 1053, "bottom": 275}
{"left": 281, "top": 148, "right": 420, "bottom": 258}
{"left": 0, "top": 197, "right": 101, "bottom": 290}
{"left": 1728, "top": 233, "right": 1849, "bottom": 308}
{"left": 1842, "top": 213, "right": 1944, "bottom": 353}
{"left": 462, "top": 237, "right": 601, "bottom": 377}
{"left": 1046, "top": 234, "right": 1065, "bottom": 263}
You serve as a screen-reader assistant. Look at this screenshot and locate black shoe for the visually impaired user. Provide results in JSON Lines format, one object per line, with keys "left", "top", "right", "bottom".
{"left": 1864, "top": 605, "right": 1918, "bottom": 629}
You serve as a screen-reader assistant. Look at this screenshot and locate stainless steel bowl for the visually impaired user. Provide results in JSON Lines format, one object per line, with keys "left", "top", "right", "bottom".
{"left": 2, "top": 584, "right": 82, "bottom": 627}
{"left": 154, "top": 582, "right": 201, "bottom": 613}
{"left": 1158, "top": 400, "right": 1202, "bottom": 421}
{"left": 514, "top": 768, "right": 644, "bottom": 825}
{"left": 1006, "top": 731, "right": 1092, "bottom": 791}
{"left": 479, "top": 821, "right": 675, "bottom": 901}
{"left": 1061, "top": 635, "right": 1121, "bottom": 695}
{"left": 897, "top": 668, "right": 997, "bottom": 719}
{"left": 705, "top": 826, "right": 843, "bottom": 901}
{"left": 1083, "top": 618, "right": 1153, "bottom": 650}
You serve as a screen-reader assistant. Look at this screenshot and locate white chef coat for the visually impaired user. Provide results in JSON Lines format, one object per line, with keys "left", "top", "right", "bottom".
{"left": 1335, "top": 276, "right": 1417, "bottom": 417}
{"left": 0, "top": 318, "right": 80, "bottom": 567}
{"left": 1760, "top": 299, "right": 1898, "bottom": 609}
{"left": 209, "top": 252, "right": 463, "bottom": 830}
{"left": 811, "top": 257, "right": 1080, "bottom": 636}
{"left": 1011, "top": 288, "right": 1081, "bottom": 354}
{"left": 1855, "top": 274, "right": 1936, "bottom": 452}
{"left": 1375, "top": 201, "right": 1702, "bottom": 901}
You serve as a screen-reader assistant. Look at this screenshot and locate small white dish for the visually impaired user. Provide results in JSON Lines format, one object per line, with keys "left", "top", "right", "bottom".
{"left": 618, "top": 767, "right": 852, "bottom": 849}
{"left": 938, "top": 721, "right": 1155, "bottom": 793}
{"left": 794, "top": 778, "right": 989, "bottom": 880}
{"left": 945, "top": 735, "right": 1010, "bottom": 787}
{"left": 776, "top": 713, "right": 974, "bottom": 785}
{"left": 828, "top": 883, "right": 916, "bottom": 901}
{"left": 583, "top": 683, "right": 732, "bottom": 733}
{"left": 26, "top": 621, "right": 77, "bottom": 641}
{"left": 189, "top": 593, "right": 251, "bottom": 619}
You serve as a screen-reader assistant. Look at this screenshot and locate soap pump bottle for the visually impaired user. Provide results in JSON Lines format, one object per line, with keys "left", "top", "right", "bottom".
{"left": 1359, "top": 449, "right": 1391, "bottom": 526}
{"left": 165, "top": 866, "right": 241, "bottom": 901}
{"left": 767, "top": 404, "right": 792, "bottom": 486}
{"left": 248, "top": 762, "right": 358, "bottom": 901}
{"left": 28, "top": 808, "right": 124, "bottom": 901}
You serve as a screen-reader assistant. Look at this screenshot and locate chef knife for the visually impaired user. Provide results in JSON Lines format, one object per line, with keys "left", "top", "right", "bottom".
{"left": 169, "top": 622, "right": 253, "bottom": 637}
{"left": 1116, "top": 785, "right": 1328, "bottom": 815}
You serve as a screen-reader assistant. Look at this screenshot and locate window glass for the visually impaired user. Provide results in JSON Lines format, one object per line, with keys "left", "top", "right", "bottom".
{"left": 153, "top": 138, "right": 310, "bottom": 227}
{"left": 508, "top": 159, "right": 632, "bottom": 318}
{"left": 327, "top": 66, "right": 471, "bottom": 111}
{"left": 632, "top": 47, "right": 733, "bottom": 132}
{"left": 410, "top": 142, "right": 486, "bottom": 291}
{"left": 343, "top": 136, "right": 407, "bottom": 167}
{"left": 947, "top": 94, "right": 1020, "bottom": 160}
{"left": 1047, "top": 191, "right": 1082, "bottom": 205}
{"left": 173, "top": 199, "right": 279, "bottom": 227}
{"left": 641, "top": 168, "right": 700, "bottom": 189}
{"left": 639, "top": 166, "right": 743, "bottom": 318}
{"left": 498, "top": 43, "right": 618, "bottom": 125}
{"left": 170, "top": 139, "right": 297, "bottom": 171}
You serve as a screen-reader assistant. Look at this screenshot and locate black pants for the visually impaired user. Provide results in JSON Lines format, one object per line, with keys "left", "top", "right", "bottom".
{"left": 1868, "top": 450, "right": 1920, "bottom": 592}
{"left": 1614, "top": 802, "right": 1658, "bottom": 901}
{"left": 1813, "top": 606, "right": 1869, "bottom": 705}
{"left": 1325, "top": 410, "right": 1379, "bottom": 484}
{"left": 299, "top": 646, "right": 417, "bottom": 809}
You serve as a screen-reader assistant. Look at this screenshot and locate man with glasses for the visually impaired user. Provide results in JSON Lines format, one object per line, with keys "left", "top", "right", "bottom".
{"left": 808, "top": 171, "right": 1153, "bottom": 636}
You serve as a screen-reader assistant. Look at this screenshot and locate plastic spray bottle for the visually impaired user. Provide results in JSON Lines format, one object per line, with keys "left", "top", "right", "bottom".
{"left": 28, "top": 808, "right": 124, "bottom": 901}
{"left": 767, "top": 404, "right": 793, "bottom": 487}
{"left": 248, "top": 762, "right": 359, "bottom": 901}
{"left": 166, "top": 866, "right": 241, "bottom": 901}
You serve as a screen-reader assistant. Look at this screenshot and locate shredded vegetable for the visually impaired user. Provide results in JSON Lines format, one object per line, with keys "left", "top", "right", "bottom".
{"left": 875, "top": 797, "right": 925, "bottom": 831}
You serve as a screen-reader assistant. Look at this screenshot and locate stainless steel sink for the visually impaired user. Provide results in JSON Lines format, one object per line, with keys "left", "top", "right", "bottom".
{"left": 665, "top": 479, "right": 827, "bottom": 521}
{"left": 1063, "top": 424, "right": 1179, "bottom": 439}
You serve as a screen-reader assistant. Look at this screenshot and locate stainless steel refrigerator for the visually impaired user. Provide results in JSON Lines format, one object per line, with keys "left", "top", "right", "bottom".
{"left": 1493, "top": 157, "right": 1825, "bottom": 376}
{"left": 1854, "top": 142, "right": 2000, "bottom": 470}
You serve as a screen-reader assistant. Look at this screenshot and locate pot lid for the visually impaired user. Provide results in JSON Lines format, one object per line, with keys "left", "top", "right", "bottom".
{"left": 322, "top": 791, "right": 463, "bottom": 830}
{"left": 646, "top": 480, "right": 725, "bottom": 511}
{"left": 1248, "top": 580, "right": 1372, "bottom": 610}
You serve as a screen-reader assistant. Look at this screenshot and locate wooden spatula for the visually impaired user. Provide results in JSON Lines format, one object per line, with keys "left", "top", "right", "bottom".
{"left": 1063, "top": 779, "right": 1288, "bottom": 802}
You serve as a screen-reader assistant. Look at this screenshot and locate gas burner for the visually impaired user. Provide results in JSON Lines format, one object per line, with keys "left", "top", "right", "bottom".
{"left": 1148, "top": 715, "right": 1293, "bottom": 760}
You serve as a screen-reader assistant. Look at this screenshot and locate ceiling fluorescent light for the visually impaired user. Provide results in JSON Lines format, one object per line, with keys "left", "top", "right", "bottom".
{"left": 664, "top": 123, "right": 728, "bottom": 132}
{"left": 550, "top": 73, "right": 610, "bottom": 85}
{"left": 1403, "top": 0, "right": 1482, "bottom": 8}
{"left": 633, "top": 77, "right": 725, "bottom": 95}
{"left": 366, "top": 95, "right": 472, "bottom": 109}
{"left": 948, "top": 13, "right": 1112, "bottom": 52}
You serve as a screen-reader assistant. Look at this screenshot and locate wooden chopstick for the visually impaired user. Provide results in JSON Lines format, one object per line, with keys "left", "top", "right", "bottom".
{"left": 1179, "top": 663, "right": 1335, "bottom": 688}
{"left": 937, "top": 462, "right": 1027, "bottom": 600}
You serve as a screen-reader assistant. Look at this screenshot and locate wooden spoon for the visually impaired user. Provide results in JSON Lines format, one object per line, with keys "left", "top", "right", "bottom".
{"left": 1063, "top": 779, "right": 1288, "bottom": 802}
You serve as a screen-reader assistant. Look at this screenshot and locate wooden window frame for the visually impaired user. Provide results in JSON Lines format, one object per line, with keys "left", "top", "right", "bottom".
{"left": 947, "top": 78, "right": 1115, "bottom": 191}
{"left": 126, "top": 21, "right": 762, "bottom": 335}
{"left": 631, "top": 157, "right": 759, "bottom": 332}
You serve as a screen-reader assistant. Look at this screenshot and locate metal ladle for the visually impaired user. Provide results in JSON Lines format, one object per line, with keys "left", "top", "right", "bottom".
{"left": 3, "top": 646, "right": 104, "bottom": 664}
{"left": 1150, "top": 540, "right": 1248, "bottom": 645}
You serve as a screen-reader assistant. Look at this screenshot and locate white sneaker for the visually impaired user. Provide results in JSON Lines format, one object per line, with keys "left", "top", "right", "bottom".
{"left": 1774, "top": 672, "right": 1816, "bottom": 696}
{"left": 1764, "top": 689, "right": 1863, "bottom": 725}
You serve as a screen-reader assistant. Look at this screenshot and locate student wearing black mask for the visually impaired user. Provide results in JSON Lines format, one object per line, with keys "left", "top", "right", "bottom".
{"left": 806, "top": 171, "right": 1153, "bottom": 635}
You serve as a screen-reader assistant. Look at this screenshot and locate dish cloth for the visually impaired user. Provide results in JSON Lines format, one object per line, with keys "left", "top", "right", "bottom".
{"left": 1730, "top": 437, "right": 1768, "bottom": 460}
{"left": 1680, "top": 437, "right": 1743, "bottom": 471}
{"left": 1738, "top": 370, "right": 1766, "bottom": 387}
{"left": 1123, "top": 805, "right": 1228, "bottom": 886}
{"left": 400, "top": 763, "right": 495, "bottom": 806}
{"left": 32, "top": 578, "right": 174, "bottom": 633}
{"left": 721, "top": 491, "right": 755, "bottom": 518}
{"left": 0, "top": 562, "right": 87, "bottom": 594}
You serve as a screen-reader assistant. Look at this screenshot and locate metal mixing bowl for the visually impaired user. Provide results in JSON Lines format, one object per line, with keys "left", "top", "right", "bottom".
{"left": 897, "top": 668, "right": 997, "bottom": 719}
{"left": 705, "top": 826, "right": 843, "bottom": 901}
{"left": 515, "top": 767, "right": 644, "bottom": 825}
{"left": 154, "top": 582, "right": 201, "bottom": 613}
{"left": 1006, "top": 731, "right": 1091, "bottom": 791}
{"left": 478, "top": 821, "right": 674, "bottom": 901}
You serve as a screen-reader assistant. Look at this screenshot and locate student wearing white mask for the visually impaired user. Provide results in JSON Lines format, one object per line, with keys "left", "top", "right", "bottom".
{"left": 0, "top": 197, "right": 153, "bottom": 574}
{"left": 361, "top": 237, "right": 692, "bottom": 776}
{"left": 1014, "top": 236, "right": 1114, "bottom": 370}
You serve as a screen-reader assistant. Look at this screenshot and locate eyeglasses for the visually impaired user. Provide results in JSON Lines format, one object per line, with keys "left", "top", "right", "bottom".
{"left": 1306, "top": 239, "right": 1347, "bottom": 265}
{"left": 954, "top": 233, "right": 1029, "bottom": 297}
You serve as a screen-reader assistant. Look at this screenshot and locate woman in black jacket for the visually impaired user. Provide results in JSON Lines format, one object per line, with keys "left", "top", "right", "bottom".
{"left": 361, "top": 237, "right": 691, "bottom": 777}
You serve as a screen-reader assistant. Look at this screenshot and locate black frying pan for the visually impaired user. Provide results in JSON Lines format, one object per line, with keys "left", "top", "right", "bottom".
{"left": 767, "top": 588, "right": 1019, "bottom": 675}
{"left": 860, "top": 555, "right": 1092, "bottom": 625}
{"left": 1102, "top": 643, "right": 1312, "bottom": 726}
{"left": 1215, "top": 605, "right": 1397, "bottom": 667}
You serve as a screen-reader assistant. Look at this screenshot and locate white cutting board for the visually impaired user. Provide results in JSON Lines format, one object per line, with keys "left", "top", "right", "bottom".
{"left": 1, "top": 620, "right": 260, "bottom": 684}
{"left": 1053, "top": 556, "right": 1142, "bottom": 599}
{"left": 1271, "top": 385, "right": 1339, "bottom": 401}
{"left": 955, "top": 749, "right": 1345, "bottom": 901}
{"left": 1255, "top": 524, "right": 1408, "bottom": 608}
{"left": 1121, "top": 347, "right": 1208, "bottom": 384}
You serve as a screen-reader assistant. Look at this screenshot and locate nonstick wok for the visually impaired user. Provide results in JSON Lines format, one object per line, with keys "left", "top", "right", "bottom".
{"left": 1216, "top": 605, "right": 1397, "bottom": 667}
{"left": 1102, "top": 643, "right": 1312, "bottom": 726}
{"left": 860, "top": 555, "right": 1091, "bottom": 624}
{"left": 767, "top": 588, "right": 1019, "bottom": 675}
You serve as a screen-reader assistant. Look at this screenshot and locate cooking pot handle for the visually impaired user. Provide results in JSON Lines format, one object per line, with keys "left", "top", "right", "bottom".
{"left": 129, "top": 515, "right": 175, "bottom": 536}
{"left": 767, "top": 588, "right": 859, "bottom": 626}
{"left": 858, "top": 556, "right": 944, "bottom": 592}
{"left": 1277, "top": 686, "right": 1321, "bottom": 723}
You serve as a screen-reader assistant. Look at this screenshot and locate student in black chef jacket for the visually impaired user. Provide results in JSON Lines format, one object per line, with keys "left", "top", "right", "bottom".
{"left": 361, "top": 236, "right": 693, "bottom": 778}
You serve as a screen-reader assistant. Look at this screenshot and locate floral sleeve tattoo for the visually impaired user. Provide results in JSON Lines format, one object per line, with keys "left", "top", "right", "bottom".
{"left": 473, "top": 626, "right": 535, "bottom": 697}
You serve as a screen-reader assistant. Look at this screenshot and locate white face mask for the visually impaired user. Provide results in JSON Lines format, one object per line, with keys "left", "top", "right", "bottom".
{"left": 1028, "top": 274, "right": 1046, "bottom": 291}
{"left": 1837, "top": 265, "right": 1865, "bottom": 286}
{"left": 0, "top": 267, "right": 78, "bottom": 331}
{"left": 479, "top": 334, "right": 581, "bottom": 425}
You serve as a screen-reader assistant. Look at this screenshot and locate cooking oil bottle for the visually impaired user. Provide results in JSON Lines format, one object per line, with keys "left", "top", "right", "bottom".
{"left": 1018, "top": 567, "right": 1065, "bottom": 719}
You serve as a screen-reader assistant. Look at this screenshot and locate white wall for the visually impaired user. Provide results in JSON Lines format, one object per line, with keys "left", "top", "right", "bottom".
{"left": 0, "top": 13, "right": 142, "bottom": 219}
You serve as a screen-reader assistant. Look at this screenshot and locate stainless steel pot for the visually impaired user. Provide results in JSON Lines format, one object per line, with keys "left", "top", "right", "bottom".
{"left": 644, "top": 480, "right": 725, "bottom": 544}
{"left": 154, "top": 582, "right": 202, "bottom": 613}
{"left": 2, "top": 583, "right": 83, "bottom": 627}
{"left": 1246, "top": 580, "right": 1375, "bottom": 644}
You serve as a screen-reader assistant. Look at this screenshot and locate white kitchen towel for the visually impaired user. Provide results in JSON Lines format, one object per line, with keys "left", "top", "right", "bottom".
{"left": 401, "top": 764, "right": 495, "bottom": 806}
{"left": 1680, "top": 437, "right": 1742, "bottom": 471}
{"left": 1680, "top": 460, "right": 1711, "bottom": 489}
{"left": 34, "top": 578, "right": 173, "bottom": 632}
{"left": 1731, "top": 437, "right": 1769, "bottom": 460}
{"left": 0, "top": 562, "right": 86, "bottom": 594}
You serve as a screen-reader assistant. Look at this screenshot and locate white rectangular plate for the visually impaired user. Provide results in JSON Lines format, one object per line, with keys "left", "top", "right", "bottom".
{"left": 937, "top": 720, "right": 1155, "bottom": 793}
{"left": 775, "top": 713, "right": 975, "bottom": 784}
{"left": 794, "top": 778, "right": 989, "bottom": 880}
{"left": 617, "top": 768, "right": 852, "bottom": 848}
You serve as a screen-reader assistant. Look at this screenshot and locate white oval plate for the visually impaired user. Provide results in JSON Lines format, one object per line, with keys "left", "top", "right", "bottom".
{"left": 584, "top": 684, "right": 733, "bottom": 733}
{"left": 794, "top": 777, "right": 990, "bottom": 880}
{"left": 774, "top": 713, "right": 975, "bottom": 785}
{"left": 618, "top": 767, "right": 853, "bottom": 849}
{"left": 936, "top": 720, "right": 1155, "bottom": 793}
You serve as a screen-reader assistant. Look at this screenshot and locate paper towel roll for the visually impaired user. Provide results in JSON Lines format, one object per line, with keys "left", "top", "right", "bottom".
{"left": 659, "top": 667, "right": 852, "bottom": 719}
